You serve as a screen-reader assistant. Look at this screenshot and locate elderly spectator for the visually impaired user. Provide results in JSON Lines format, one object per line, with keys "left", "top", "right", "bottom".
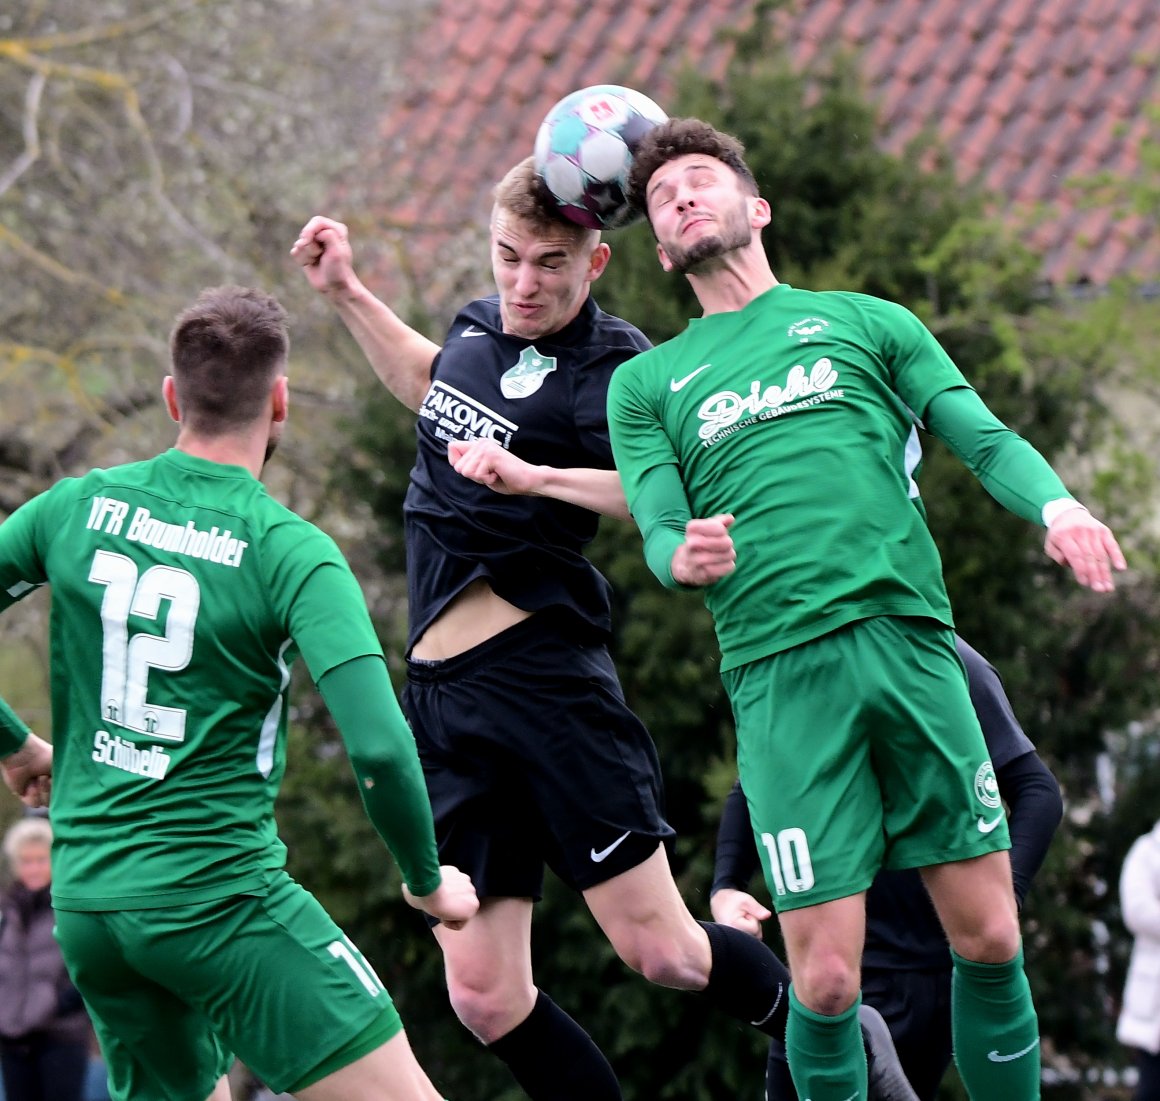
{"left": 0, "top": 817, "right": 91, "bottom": 1101}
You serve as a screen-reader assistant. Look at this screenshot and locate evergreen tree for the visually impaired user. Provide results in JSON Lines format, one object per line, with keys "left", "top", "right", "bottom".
{"left": 305, "top": 12, "right": 1160, "bottom": 1099}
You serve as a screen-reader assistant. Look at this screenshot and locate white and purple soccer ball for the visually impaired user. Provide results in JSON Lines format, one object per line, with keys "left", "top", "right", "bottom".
{"left": 533, "top": 84, "right": 668, "bottom": 230}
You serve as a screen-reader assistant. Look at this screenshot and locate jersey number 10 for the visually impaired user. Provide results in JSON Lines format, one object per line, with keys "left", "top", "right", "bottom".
{"left": 759, "top": 827, "right": 816, "bottom": 895}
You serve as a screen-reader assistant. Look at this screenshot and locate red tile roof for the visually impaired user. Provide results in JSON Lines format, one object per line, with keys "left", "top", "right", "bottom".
{"left": 363, "top": 0, "right": 1159, "bottom": 310}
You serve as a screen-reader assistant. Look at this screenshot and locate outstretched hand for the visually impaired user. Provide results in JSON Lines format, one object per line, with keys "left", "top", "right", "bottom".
{"left": 1044, "top": 506, "right": 1126, "bottom": 592}
{"left": 403, "top": 865, "right": 479, "bottom": 930}
{"left": 671, "top": 514, "right": 736, "bottom": 587}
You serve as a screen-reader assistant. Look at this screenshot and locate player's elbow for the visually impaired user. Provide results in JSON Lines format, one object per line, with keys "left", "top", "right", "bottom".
{"left": 348, "top": 744, "right": 408, "bottom": 787}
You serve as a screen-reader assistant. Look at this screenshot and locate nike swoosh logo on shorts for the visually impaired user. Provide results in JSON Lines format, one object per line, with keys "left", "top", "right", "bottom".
{"left": 590, "top": 831, "right": 632, "bottom": 863}
{"left": 461, "top": 325, "right": 487, "bottom": 337}
{"left": 670, "top": 363, "right": 712, "bottom": 391}
{"left": 977, "top": 814, "right": 1004, "bottom": 833}
{"left": 987, "top": 1037, "right": 1040, "bottom": 1063}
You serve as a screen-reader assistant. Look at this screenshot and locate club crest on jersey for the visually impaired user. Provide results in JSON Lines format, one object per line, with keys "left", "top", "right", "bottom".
{"left": 501, "top": 347, "right": 557, "bottom": 399}
{"left": 787, "top": 317, "right": 830, "bottom": 343}
{"left": 974, "top": 760, "right": 1001, "bottom": 809}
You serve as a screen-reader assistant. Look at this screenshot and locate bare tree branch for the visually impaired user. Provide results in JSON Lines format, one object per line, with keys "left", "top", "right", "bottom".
{"left": 158, "top": 54, "right": 194, "bottom": 140}
{"left": 54, "top": 383, "right": 157, "bottom": 470}
{"left": 0, "top": 2, "right": 216, "bottom": 55}
{"left": 0, "top": 382, "right": 157, "bottom": 479}
{"left": 0, "top": 225, "right": 132, "bottom": 304}
{"left": 0, "top": 70, "right": 46, "bottom": 198}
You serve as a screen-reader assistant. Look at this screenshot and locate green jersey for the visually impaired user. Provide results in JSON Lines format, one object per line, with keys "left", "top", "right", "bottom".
{"left": 0, "top": 449, "right": 390, "bottom": 910}
{"left": 609, "top": 285, "right": 993, "bottom": 670}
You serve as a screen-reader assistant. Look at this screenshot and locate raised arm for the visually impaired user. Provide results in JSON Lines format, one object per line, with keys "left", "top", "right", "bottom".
{"left": 923, "top": 386, "right": 1126, "bottom": 591}
{"left": 291, "top": 215, "right": 440, "bottom": 413}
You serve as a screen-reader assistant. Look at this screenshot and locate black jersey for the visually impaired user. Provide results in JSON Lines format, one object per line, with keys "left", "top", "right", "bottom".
{"left": 404, "top": 294, "right": 650, "bottom": 651}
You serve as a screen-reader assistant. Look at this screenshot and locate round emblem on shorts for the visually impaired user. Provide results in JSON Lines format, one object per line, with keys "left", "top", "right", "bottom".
{"left": 974, "top": 760, "right": 1001, "bottom": 809}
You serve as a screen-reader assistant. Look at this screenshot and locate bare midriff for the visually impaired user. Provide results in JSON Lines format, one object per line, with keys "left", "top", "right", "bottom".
{"left": 410, "top": 577, "right": 533, "bottom": 660}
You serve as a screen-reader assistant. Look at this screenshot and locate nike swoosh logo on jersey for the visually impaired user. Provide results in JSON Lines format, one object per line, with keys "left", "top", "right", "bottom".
{"left": 670, "top": 363, "right": 712, "bottom": 391}
{"left": 977, "top": 814, "right": 1004, "bottom": 833}
{"left": 461, "top": 325, "right": 487, "bottom": 337}
{"left": 987, "top": 1037, "right": 1039, "bottom": 1063}
{"left": 590, "top": 831, "right": 632, "bottom": 863}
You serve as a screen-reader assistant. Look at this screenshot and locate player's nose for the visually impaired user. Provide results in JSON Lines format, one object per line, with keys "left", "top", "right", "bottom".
{"left": 513, "top": 263, "right": 539, "bottom": 294}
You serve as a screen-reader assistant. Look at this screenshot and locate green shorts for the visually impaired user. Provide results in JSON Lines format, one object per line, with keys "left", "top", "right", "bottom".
{"left": 55, "top": 871, "right": 402, "bottom": 1100}
{"left": 723, "top": 616, "right": 1010, "bottom": 913}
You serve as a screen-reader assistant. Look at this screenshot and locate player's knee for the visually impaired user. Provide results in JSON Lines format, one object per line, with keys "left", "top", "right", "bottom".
{"left": 611, "top": 928, "right": 709, "bottom": 990}
{"left": 792, "top": 953, "right": 860, "bottom": 1015}
{"left": 951, "top": 909, "right": 1021, "bottom": 964}
{"left": 446, "top": 975, "right": 534, "bottom": 1044}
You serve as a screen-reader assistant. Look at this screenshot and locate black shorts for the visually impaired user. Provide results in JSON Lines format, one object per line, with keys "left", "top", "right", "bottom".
{"left": 402, "top": 613, "right": 675, "bottom": 897}
{"left": 861, "top": 964, "right": 953, "bottom": 1101}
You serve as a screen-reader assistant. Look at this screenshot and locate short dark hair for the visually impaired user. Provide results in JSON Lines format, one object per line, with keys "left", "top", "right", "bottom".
{"left": 492, "top": 156, "right": 599, "bottom": 246}
{"left": 627, "top": 118, "right": 758, "bottom": 212}
{"left": 169, "top": 286, "right": 289, "bottom": 436}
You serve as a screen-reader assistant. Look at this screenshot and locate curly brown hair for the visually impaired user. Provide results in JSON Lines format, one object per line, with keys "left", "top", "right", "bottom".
{"left": 627, "top": 118, "right": 758, "bottom": 215}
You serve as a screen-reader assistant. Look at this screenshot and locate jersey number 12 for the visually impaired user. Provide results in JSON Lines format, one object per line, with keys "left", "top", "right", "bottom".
{"left": 88, "top": 549, "right": 200, "bottom": 743}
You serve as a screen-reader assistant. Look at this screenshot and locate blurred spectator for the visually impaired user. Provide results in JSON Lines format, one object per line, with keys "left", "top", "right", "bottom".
{"left": 0, "top": 817, "right": 91, "bottom": 1101}
{"left": 1118, "top": 820, "right": 1160, "bottom": 1100}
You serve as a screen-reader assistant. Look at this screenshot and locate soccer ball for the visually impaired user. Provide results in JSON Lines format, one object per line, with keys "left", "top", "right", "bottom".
{"left": 534, "top": 85, "right": 668, "bottom": 230}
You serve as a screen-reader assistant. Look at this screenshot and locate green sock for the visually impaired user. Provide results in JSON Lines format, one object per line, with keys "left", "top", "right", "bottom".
{"left": 785, "top": 985, "right": 867, "bottom": 1101}
{"left": 951, "top": 944, "right": 1040, "bottom": 1100}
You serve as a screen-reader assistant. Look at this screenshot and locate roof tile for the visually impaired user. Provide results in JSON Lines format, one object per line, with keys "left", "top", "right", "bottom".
{"left": 367, "top": 0, "right": 1159, "bottom": 303}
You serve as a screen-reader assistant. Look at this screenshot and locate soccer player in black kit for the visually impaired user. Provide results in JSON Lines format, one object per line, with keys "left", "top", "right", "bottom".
{"left": 711, "top": 636, "right": 1063, "bottom": 1101}
{"left": 293, "top": 158, "right": 916, "bottom": 1101}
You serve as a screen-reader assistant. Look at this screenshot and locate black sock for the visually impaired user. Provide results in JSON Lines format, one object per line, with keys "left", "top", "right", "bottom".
{"left": 698, "top": 920, "right": 791, "bottom": 1038}
{"left": 487, "top": 990, "right": 623, "bottom": 1100}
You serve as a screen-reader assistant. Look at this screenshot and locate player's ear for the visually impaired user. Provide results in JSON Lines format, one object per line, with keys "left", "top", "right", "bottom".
{"left": 751, "top": 196, "right": 771, "bottom": 229}
{"left": 586, "top": 241, "right": 612, "bottom": 282}
{"left": 162, "top": 376, "right": 181, "bottom": 423}
{"left": 656, "top": 242, "right": 674, "bottom": 273}
{"left": 271, "top": 375, "right": 289, "bottom": 423}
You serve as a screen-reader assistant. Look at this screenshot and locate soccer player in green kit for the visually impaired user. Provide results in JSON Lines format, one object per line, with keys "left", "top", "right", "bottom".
{"left": 0, "top": 286, "right": 477, "bottom": 1101}
{"left": 607, "top": 119, "right": 1127, "bottom": 1101}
